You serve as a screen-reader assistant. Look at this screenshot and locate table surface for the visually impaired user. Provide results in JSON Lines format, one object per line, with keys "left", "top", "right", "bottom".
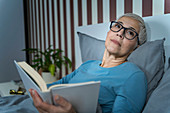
{"left": 0, "top": 81, "right": 19, "bottom": 97}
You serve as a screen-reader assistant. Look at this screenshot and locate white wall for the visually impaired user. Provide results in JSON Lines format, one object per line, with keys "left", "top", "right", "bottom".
{"left": 0, "top": 0, "right": 26, "bottom": 82}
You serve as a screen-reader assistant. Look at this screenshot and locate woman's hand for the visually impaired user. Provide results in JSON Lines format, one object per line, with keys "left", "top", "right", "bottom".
{"left": 29, "top": 89, "right": 76, "bottom": 113}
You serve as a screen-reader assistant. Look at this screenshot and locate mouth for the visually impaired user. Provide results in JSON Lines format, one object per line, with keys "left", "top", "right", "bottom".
{"left": 110, "top": 39, "right": 121, "bottom": 46}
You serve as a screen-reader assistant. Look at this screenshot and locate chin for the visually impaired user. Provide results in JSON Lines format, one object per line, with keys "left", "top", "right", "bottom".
{"left": 107, "top": 45, "right": 120, "bottom": 53}
{"left": 107, "top": 48, "right": 119, "bottom": 55}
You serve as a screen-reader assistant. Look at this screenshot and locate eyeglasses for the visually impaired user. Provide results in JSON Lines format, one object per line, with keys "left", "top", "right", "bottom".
{"left": 9, "top": 87, "right": 26, "bottom": 95}
{"left": 110, "top": 21, "right": 139, "bottom": 45}
{"left": 10, "top": 89, "right": 25, "bottom": 95}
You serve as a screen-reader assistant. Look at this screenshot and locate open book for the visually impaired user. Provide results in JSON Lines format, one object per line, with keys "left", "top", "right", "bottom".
{"left": 14, "top": 60, "right": 100, "bottom": 113}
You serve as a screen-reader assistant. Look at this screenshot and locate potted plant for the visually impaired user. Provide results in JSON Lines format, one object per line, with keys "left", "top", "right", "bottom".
{"left": 22, "top": 45, "right": 72, "bottom": 83}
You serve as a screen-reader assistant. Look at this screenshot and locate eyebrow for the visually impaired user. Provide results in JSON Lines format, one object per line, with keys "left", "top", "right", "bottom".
{"left": 117, "top": 21, "right": 137, "bottom": 32}
{"left": 117, "top": 21, "right": 123, "bottom": 24}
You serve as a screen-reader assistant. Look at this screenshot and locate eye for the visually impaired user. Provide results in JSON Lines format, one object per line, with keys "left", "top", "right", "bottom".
{"left": 114, "top": 23, "right": 121, "bottom": 29}
{"left": 127, "top": 30, "right": 135, "bottom": 36}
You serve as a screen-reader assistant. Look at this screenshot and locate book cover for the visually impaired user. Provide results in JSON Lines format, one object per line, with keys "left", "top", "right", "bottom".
{"left": 14, "top": 60, "right": 100, "bottom": 113}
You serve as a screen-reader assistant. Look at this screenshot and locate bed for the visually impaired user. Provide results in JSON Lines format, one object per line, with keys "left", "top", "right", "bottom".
{"left": 76, "top": 14, "right": 170, "bottom": 113}
{"left": 0, "top": 14, "right": 170, "bottom": 113}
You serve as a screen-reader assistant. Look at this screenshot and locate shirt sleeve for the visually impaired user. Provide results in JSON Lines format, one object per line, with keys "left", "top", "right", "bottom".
{"left": 112, "top": 71, "right": 147, "bottom": 113}
{"left": 47, "top": 69, "right": 78, "bottom": 88}
{"left": 46, "top": 61, "right": 90, "bottom": 88}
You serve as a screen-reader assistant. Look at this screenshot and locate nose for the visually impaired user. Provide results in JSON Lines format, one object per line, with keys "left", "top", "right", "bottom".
{"left": 117, "top": 28, "right": 125, "bottom": 39}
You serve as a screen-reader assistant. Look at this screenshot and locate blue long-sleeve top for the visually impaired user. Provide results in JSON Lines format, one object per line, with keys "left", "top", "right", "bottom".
{"left": 47, "top": 60, "right": 147, "bottom": 113}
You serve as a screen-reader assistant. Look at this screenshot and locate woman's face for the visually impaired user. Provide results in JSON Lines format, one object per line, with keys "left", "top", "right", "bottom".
{"left": 105, "top": 16, "right": 140, "bottom": 58}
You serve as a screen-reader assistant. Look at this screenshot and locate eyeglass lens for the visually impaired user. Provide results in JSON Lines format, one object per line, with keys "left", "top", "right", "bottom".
{"left": 111, "top": 22, "right": 137, "bottom": 40}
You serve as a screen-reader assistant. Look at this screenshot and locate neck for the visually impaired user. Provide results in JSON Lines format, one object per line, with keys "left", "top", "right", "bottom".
{"left": 101, "top": 58, "right": 127, "bottom": 68}
{"left": 101, "top": 49, "right": 127, "bottom": 68}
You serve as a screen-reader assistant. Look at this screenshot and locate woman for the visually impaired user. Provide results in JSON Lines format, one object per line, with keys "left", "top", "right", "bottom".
{"left": 29, "top": 13, "right": 147, "bottom": 113}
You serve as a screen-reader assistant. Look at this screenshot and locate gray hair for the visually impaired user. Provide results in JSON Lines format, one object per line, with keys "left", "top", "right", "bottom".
{"left": 118, "top": 13, "right": 147, "bottom": 45}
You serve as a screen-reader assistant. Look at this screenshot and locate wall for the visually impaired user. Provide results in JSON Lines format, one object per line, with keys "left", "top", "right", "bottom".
{"left": 0, "top": 0, "right": 26, "bottom": 82}
{"left": 26, "top": 0, "right": 170, "bottom": 78}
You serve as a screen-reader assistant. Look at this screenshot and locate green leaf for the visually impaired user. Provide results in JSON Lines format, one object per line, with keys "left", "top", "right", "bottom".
{"left": 32, "top": 58, "right": 41, "bottom": 63}
{"left": 63, "top": 56, "right": 72, "bottom": 68}
{"left": 55, "top": 61, "right": 62, "bottom": 69}
{"left": 48, "top": 64, "right": 55, "bottom": 76}
{"left": 22, "top": 45, "right": 72, "bottom": 73}
{"left": 22, "top": 48, "right": 39, "bottom": 53}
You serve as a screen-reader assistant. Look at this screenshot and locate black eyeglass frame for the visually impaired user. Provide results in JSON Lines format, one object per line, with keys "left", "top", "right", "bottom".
{"left": 110, "top": 21, "right": 140, "bottom": 45}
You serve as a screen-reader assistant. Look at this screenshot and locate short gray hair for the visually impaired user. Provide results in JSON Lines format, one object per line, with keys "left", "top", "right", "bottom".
{"left": 118, "top": 13, "right": 147, "bottom": 45}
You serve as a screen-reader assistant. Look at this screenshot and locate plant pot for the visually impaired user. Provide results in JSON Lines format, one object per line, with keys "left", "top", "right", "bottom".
{"left": 42, "top": 72, "right": 57, "bottom": 84}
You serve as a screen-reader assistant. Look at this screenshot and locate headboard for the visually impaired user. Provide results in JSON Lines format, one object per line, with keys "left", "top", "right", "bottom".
{"left": 75, "top": 14, "right": 170, "bottom": 70}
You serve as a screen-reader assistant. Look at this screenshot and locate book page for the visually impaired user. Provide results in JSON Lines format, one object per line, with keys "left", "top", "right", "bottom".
{"left": 17, "top": 62, "right": 47, "bottom": 91}
{"left": 14, "top": 60, "right": 53, "bottom": 104}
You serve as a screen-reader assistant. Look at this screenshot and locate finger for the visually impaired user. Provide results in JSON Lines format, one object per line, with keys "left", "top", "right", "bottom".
{"left": 29, "top": 89, "right": 48, "bottom": 113}
{"left": 29, "top": 89, "right": 75, "bottom": 113}
{"left": 30, "top": 89, "right": 43, "bottom": 106}
{"left": 35, "top": 100, "right": 69, "bottom": 113}
{"left": 29, "top": 90, "right": 61, "bottom": 112}
{"left": 54, "top": 95, "right": 72, "bottom": 110}
{"left": 37, "top": 108, "right": 48, "bottom": 113}
{"left": 29, "top": 89, "right": 33, "bottom": 97}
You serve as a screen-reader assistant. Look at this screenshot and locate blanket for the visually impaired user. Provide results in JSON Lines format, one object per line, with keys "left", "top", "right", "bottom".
{"left": 0, "top": 95, "right": 38, "bottom": 113}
